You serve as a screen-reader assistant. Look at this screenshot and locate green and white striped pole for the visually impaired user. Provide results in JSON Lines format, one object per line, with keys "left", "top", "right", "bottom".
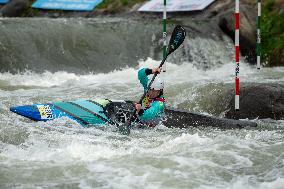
{"left": 162, "top": 0, "right": 167, "bottom": 72}
{"left": 257, "top": 0, "right": 261, "bottom": 69}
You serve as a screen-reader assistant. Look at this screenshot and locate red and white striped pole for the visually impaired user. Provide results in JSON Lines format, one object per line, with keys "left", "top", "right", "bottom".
{"left": 235, "top": 0, "right": 240, "bottom": 110}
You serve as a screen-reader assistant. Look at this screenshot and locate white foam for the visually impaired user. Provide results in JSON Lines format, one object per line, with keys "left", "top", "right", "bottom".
{"left": 224, "top": 176, "right": 284, "bottom": 189}
{"left": 1, "top": 58, "right": 283, "bottom": 91}
{"left": 66, "top": 141, "right": 122, "bottom": 161}
{"left": 0, "top": 68, "right": 138, "bottom": 88}
{"left": 84, "top": 163, "right": 156, "bottom": 189}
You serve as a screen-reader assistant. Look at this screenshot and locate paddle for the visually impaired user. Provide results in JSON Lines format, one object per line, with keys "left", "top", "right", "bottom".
{"left": 119, "top": 25, "right": 186, "bottom": 135}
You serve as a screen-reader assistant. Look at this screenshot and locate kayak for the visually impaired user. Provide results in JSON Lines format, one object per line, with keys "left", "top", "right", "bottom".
{"left": 10, "top": 99, "right": 257, "bottom": 129}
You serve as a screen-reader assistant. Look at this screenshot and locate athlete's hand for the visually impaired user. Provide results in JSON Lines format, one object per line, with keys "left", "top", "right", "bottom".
{"left": 152, "top": 67, "right": 162, "bottom": 74}
{"left": 135, "top": 103, "right": 142, "bottom": 113}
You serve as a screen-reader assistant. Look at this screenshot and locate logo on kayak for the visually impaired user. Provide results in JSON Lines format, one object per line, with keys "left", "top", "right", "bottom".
{"left": 37, "top": 105, "right": 53, "bottom": 120}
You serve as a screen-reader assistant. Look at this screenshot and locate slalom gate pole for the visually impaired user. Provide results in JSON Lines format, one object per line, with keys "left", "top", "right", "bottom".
{"left": 163, "top": 0, "right": 167, "bottom": 72}
{"left": 235, "top": 0, "right": 240, "bottom": 110}
{"left": 257, "top": 0, "right": 261, "bottom": 69}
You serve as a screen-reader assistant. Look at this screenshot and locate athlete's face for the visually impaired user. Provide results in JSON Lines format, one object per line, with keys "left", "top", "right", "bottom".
{"left": 147, "top": 89, "right": 160, "bottom": 99}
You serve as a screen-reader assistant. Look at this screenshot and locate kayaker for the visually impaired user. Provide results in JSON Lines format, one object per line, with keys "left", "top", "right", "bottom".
{"left": 135, "top": 67, "right": 165, "bottom": 127}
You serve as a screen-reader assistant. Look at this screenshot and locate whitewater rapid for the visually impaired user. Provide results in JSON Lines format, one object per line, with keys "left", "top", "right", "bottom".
{"left": 0, "top": 58, "right": 284, "bottom": 189}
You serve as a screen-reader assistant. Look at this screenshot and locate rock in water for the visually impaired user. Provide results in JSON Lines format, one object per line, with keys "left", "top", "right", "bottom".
{"left": 225, "top": 84, "right": 284, "bottom": 120}
{"left": 217, "top": 2, "right": 257, "bottom": 64}
{"left": 0, "top": 0, "right": 28, "bottom": 17}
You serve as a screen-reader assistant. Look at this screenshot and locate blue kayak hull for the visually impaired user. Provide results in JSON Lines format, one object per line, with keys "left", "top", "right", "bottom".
{"left": 10, "top": 99, "right": 114, "bottom": 126}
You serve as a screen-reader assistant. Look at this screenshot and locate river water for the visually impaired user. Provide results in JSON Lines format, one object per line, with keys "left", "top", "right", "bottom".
{"left": 0, "top": 18, "right": 284, "bottom": 189}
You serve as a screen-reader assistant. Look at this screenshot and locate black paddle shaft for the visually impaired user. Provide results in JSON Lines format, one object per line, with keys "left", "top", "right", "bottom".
{"left": 120, "top": 25, "right": 186, "bottom": 135}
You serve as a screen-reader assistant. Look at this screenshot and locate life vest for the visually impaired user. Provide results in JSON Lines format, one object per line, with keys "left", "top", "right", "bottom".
{"left": 142, "top": 96, "right": 165, "bottom": 110}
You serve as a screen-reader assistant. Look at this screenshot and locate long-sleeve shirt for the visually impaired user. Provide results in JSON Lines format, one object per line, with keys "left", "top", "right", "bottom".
{"left": 137, "top": 68, "right": 165, "bottom": 123}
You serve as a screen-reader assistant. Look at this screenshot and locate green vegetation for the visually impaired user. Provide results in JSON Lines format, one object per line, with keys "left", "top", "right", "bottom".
{"left": 261, "top": 0, "right": 284, "bottom": 66}
{"left": 22, "top": 0, "right": 65, "bottom": 17}
{"left": 97, "top": 0, "right": 146, "bottom": 12}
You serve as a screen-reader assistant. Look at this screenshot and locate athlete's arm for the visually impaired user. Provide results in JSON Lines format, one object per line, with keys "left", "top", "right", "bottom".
{"left": 137, "top": 101, "right": 165, "bottom": 121}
